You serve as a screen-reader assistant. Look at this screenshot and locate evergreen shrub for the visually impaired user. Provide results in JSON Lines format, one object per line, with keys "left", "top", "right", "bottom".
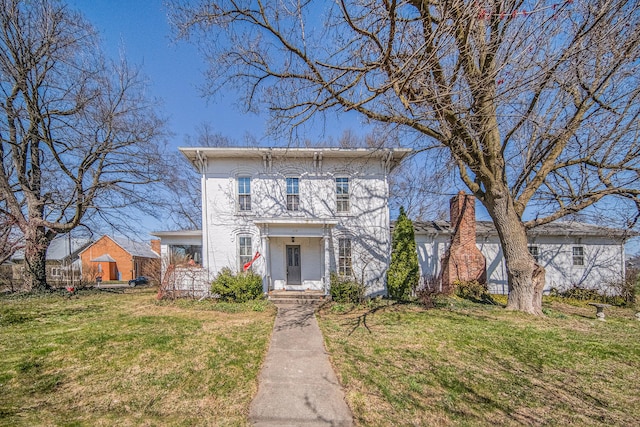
{"left": 387, "top": 207, "right": 419, "bottom": 301}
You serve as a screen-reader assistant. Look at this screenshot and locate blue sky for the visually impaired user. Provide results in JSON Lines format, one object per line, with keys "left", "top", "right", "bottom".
{"left": 67, "top": 0, "right": 265, "bottom": 147}
{"left": 68, "top": 0, "right": 366, "bottom": 149}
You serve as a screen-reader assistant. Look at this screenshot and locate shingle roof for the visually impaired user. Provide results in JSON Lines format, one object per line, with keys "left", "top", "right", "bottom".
{"left": 110, "top": 236, "right": 159, "bottom": 259}
{"left": 409, "top": 220, "right": 634, "bottom": 239}
{"left": 12, "top": 236, "right": 93, "bottom": 261}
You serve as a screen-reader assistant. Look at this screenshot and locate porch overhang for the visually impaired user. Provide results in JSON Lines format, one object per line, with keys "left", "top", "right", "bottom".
{"left": 90, "top": 254, "right": 117, "bottom": 263}
{"left": 254, "top": 218, "right": 338, "bottom": 237}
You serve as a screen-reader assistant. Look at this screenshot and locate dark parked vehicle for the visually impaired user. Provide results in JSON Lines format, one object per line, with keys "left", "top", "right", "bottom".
{"left": 128, "top": 276, "right": 149, "bottom": 287}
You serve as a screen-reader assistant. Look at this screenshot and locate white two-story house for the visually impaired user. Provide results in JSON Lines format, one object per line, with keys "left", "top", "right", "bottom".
{"left": 154, "top": 147, "right": 410, "bottom": 296}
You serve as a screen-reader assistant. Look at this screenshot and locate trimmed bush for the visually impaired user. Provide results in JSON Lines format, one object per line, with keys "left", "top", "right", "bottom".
{"left": 454, "top": 280, "right": 496, "bottom": 304}
{"left": 549, "top": 285, "right": 626, "bottom": 307}
{"left": 330, "top": 273, "right": 365, "bottom": 303}
{"left": 211, "top": 268, "right": 264, "bottom": 302}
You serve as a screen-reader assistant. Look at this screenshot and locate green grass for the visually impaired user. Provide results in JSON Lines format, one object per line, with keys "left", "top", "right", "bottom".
{"left": 0, "top": 288, "right": 276, "bottom": 426}
{"left": 5, "top": 288, "right": 637, "bottom": 426}
{"left": 318, "top": 297, "right": 640, "bottom": 426}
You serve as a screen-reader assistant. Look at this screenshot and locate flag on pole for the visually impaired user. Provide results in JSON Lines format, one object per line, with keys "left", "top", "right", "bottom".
{"left": 243, "top": 251, "right": 261, "bottom": 271}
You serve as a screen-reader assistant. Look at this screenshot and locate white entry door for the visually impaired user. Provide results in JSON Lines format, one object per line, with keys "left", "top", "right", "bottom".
{"left": 286, "top": 245, "right": 301, "bottom": 285}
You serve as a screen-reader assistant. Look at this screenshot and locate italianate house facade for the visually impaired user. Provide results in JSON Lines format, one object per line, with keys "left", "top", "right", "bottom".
{"left": 154, "top": 147, "right": 410, "bottom": 296}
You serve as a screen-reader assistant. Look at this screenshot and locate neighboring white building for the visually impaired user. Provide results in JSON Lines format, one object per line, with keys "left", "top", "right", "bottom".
{"left": 414, "top": 193, "right": 632, "bottom": 295}
{"left": 11, "top": 236, "right": 93, "bottom": 287}
{"left": 155, "top": 147, "right": 410, "bottom": 296}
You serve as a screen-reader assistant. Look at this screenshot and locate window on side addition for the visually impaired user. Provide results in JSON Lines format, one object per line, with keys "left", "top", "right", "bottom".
{"left": 286, "top": 177, "right": 299, "bottom": 211}
{"left": 572, "top": 246, "right": 584, "bottom": 266}
{"left": 238, "top": 177, "right": 251, "bottom": 211}
{"left": 528, "top": 245, "right": 539, "bottom": 263}
{"left": 338, "top": 238, "right": 352, "bottom": 276}
{"left": 336, "top": 177, "right": 350, "bottom": 213}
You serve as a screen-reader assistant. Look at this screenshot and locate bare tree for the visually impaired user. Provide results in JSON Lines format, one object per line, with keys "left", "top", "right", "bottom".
{"left": 162, "top": 152, "right": 203, "bottom": 231}
{"left": 0, "top": 0, "right": 166, "bottom": 291}
{"left": 171, "top": 0, "right": 640, "bottom": 314}
{"left": 389, "top": 152, "right": 454, "bottom": 221}
{"left": 161, "top": 123, "right": 240, "bottom": 230}
{"left": 331, "top": 128, "right": 453, "bottom": 219}
{"left": 0, "top": 205, "right": 21, "bottom": 265}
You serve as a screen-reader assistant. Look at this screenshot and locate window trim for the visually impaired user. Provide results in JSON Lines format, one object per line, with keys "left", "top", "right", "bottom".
{"left": 238, "top": 235, "right": 253, "bottom": 271}
{"left": 528, "top": 245, "right": 539, "bottom": 263}
{"left": 338, "top": 238, "right": 352, "bottom": 276}
{"left": 237, "top": 176, "right": 252, "bottom": 212}
{"left": 572, "top": 246, "right": 585, "bottom": 267}
{"left": 336, "top": 177, "right": 350, "bottom": 213}
{"left": 286, "top": 177, "right": 300, "bottom": 211}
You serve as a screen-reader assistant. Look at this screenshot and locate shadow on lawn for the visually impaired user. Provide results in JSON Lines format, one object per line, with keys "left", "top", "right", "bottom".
{"left": 322, "top": 294, "right": 512, "bottom": 336}
{"left": 320, "top": 300, "right": 416, "bottom": 335}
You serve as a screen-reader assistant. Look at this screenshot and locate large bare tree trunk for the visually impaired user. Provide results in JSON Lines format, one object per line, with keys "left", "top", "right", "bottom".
{"left": 23, "top": 226, "right": 52, "bottom": 292}
{"left": 484, "top": 186, "right": 543, "bottom": 315}
{"left": 0, "top": 0, "right": 166, "bottom": 293}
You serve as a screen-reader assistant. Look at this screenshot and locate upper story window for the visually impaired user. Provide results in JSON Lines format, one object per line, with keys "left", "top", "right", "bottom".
{"left": 338, "top": 238, "right": 352, "bottom": 276}
{"left": 336, "top": 177, "right": 350, "bottom": 213}
{"left": 286, "top": 177, "right": 300, "bottom": 211}
{"left": 238, "top": 177, "right": 251, "bottom": 211}
{"left": 528, "top": 246, "right": 539, "bottom": 263}
{"left": 572, "top": 246, "right": 584, "bottom": 266}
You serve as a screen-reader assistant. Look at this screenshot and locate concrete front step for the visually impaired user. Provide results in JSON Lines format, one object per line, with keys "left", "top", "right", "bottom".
{"left": 269, "top": 298, "right": 325, "bottom": 305}
{"left": 268, "top": 291, "right": 328, "bottom": 305}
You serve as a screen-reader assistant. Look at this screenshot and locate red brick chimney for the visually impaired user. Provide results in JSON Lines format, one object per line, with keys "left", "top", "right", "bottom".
{"left": 150, "top": 239, "right": 161, "bottom": 256}
{"left": 440, "top": 191, "right": 486, "bottom": 293}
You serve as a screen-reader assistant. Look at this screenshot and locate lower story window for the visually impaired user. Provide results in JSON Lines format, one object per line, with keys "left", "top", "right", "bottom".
{"left": 239, "top": 236, "right": 253, "bottom": 270}
{"left": 338, "top": 238, "right": 352, "bottom": 276}
{"left": 573, "top": 246, "right": 584, "bottom": 266}
{"left": 169, "top": 245, "right": 202, "bottom": 266}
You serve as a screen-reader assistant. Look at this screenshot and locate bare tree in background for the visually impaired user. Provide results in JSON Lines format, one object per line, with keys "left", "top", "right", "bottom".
{"left": 0, "top": 0, "right": 166, "bottom": 291}
{"left": 389, "top": 154, "right": 453, "bottom": 221}
{"left": 0, "top": 204, "right": 21, "bottom": 265}
{"left": 330, "top": 129, "right": 453, "bottom": 220}
{"left": 171, "top": 0, "right": 640, "bottom": 314}
{"left": 163, "top": 123, "right": 238, "bottom": 230}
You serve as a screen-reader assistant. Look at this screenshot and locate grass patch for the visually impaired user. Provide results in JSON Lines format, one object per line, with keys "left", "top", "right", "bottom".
{"left": 318, "top": 297, "right": 640, "bottom": 426}
{"left": 0, "top": 288, "right": 276, "bottom": 426}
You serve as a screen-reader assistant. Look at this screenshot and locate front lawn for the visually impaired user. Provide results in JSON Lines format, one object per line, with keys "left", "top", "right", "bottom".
{"left": 318, "top": 298, "right": 640, "bottom": 426}
{"left": 0, "top": 288, "right": 276, "bottom": 426}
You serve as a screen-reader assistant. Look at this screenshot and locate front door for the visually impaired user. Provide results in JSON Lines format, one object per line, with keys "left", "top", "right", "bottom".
{"left": 286, "top": 245, "right": 301, "bottom": 285}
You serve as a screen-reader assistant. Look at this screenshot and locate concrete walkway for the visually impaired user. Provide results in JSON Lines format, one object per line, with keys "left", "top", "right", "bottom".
{"left": 249, "top": 304, "right": 354, "bottom": 426}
